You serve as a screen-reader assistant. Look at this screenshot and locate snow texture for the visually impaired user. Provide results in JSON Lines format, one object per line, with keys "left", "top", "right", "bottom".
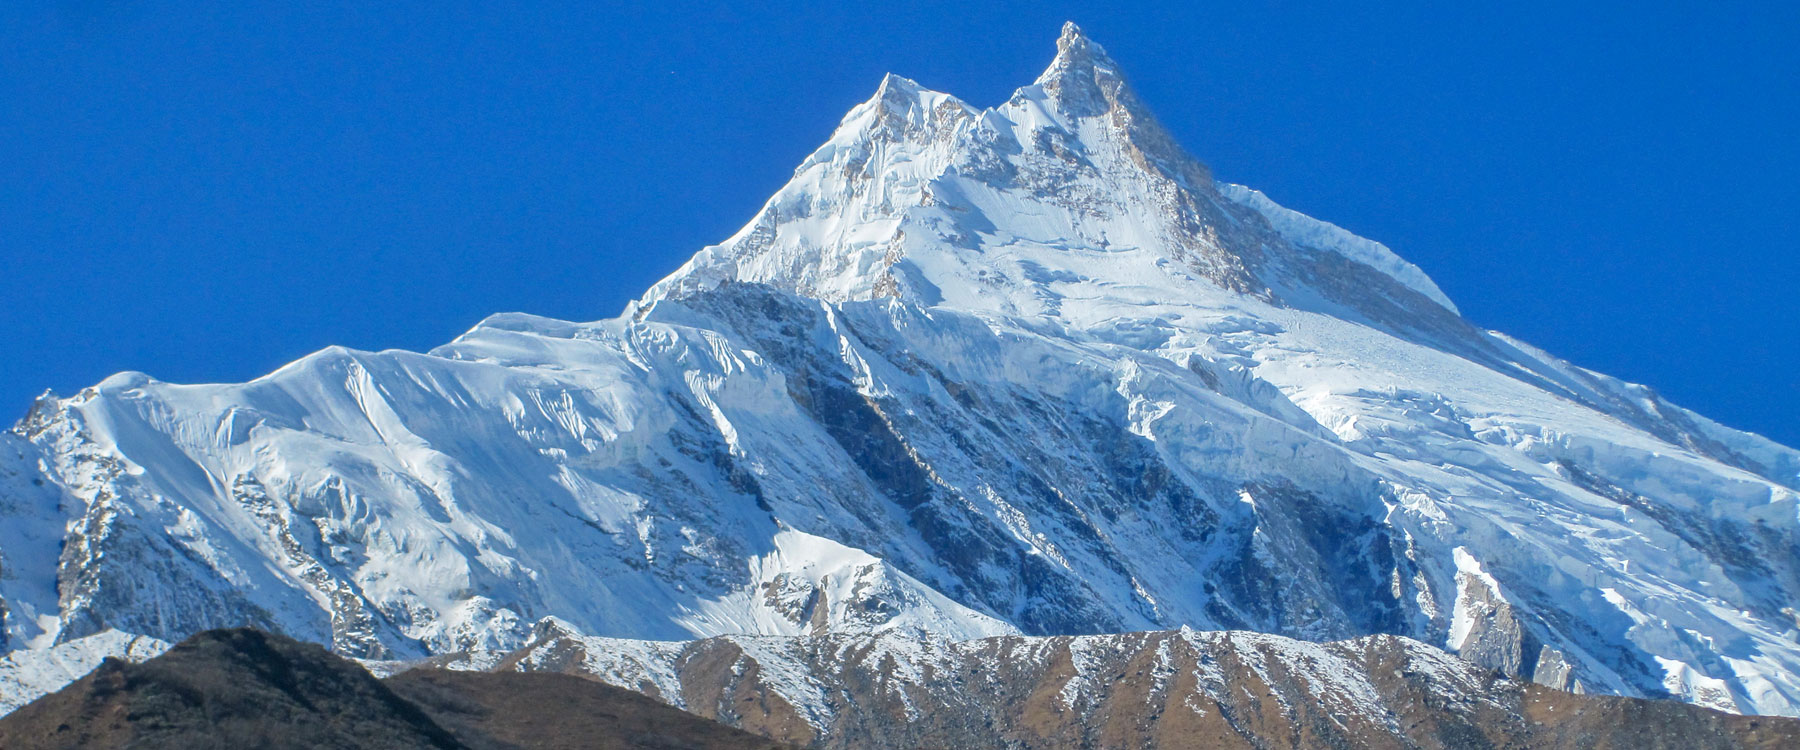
{"left": 0, "top": 630, "right": 169, "bottom": 715}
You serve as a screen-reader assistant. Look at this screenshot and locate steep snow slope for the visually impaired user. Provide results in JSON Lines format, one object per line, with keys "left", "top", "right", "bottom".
{"left": 2, "top": 23, "right": 1796, "bottom": 716}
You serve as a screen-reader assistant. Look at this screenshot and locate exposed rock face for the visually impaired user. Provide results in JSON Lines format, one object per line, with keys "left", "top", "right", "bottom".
{"left": 1, "top": 21, "right": 1797, "bottom": 721}
{"left": 430, "top": 622, "right": 1800, "bottom": 750}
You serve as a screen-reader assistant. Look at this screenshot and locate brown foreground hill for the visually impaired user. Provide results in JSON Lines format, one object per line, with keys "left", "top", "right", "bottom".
{"left": 0, "top": 628, "right": 792, "bottom": 750}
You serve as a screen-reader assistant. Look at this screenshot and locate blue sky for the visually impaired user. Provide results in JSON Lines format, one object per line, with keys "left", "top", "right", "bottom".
{"left": 2, "top": 1, "right": 1795, "bottom": 447}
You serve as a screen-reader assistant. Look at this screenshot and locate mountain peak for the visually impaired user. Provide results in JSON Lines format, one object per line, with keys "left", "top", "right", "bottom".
{"left": 1021, "top": 23, "right": 1209, "bottom": 194}
{"left": 637, "top": 23, "right": 1467, "bottom": 331}
{"left": 1035, "top": 21, "right": 1128, "bottom": 118}
{"left": 873, "top": 71, "right": 925, "bottom": 100}
{"left": 1051, "top": 21, "right": 1105, "bottom": 67}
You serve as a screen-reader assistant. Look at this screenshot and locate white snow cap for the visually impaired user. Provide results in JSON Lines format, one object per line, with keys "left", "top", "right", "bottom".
{"left": 637, "top": 19, "right": 1463, "bottom": 324}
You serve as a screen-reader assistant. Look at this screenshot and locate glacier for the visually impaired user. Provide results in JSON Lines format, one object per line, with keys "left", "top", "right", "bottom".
{"left": 2, "top": 22, "right": 1797, "bottom": 718}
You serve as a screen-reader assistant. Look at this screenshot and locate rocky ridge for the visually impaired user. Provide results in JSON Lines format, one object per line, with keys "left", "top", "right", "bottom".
{"left": 398, "top": 619, "right": 1800, "bottom": 749}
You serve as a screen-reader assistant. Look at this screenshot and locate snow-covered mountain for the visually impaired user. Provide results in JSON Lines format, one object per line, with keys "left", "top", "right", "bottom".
{"left": 3, "top": 22, "right": 1797, "bottom": 718}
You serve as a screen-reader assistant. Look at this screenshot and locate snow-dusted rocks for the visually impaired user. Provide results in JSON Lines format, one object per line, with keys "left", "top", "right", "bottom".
{"left": 423, "top": 621, "right": 1800, "bottom": 749}
{"left": 0, "top": 630, "right": 167, "bottom": 715}
{"left": 438, "top": 622, "right": 1520, "bottom": 748}
{"left": 2, "top": 22, "right": 1797, "bottom": 719}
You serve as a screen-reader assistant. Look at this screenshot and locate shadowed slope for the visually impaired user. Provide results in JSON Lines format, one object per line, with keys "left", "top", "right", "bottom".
{"left": 0, "top": 628, "right": 458, "bottom": 749}
{"left": 389, "top": 669, "right": 794, "bottom": 750}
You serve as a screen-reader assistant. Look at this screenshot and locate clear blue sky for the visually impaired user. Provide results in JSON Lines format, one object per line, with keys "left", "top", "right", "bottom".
{"left": 3, "top": 1, "right": 1795, "bottom": 447}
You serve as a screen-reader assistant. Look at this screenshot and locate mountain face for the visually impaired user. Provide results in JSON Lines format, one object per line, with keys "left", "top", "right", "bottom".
{"left": 2, "top": 20, "right": 1797, "bottom": 721}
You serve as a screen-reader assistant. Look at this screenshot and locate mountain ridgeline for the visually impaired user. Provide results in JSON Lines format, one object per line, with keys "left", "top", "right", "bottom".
{"left": 5, "top": 626, "right": 1799, "bottom": 750}
{"left": 2, "top": 20, "right": 1798, "bottom": 745}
